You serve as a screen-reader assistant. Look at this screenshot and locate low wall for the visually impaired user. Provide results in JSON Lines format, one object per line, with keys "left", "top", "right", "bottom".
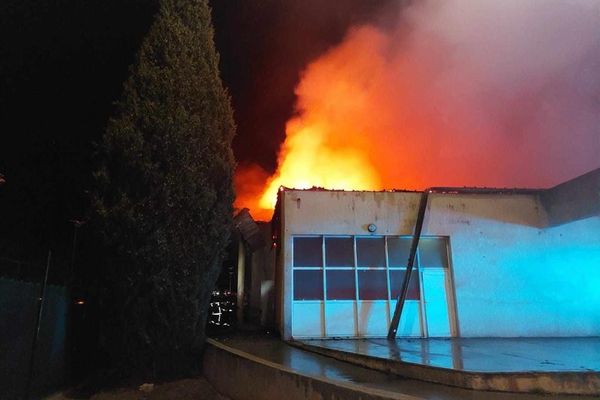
{"left": 292, "top": 340, "right": 600, "bottom": 396}
{"left": 202, "top": 339, "right": 417, "bottom": 400}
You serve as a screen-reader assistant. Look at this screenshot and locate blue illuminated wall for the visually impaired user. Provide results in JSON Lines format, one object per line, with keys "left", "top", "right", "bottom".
{"left": 424, "top": 169, "right": 600, "bottom": 337}
{"left": 426, "top": 195, "right": 600, "bottom": 337}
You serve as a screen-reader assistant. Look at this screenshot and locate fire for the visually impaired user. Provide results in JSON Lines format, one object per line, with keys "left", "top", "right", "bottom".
{"left": 259, "top": 121, "right": 382, "bottom": 209}
{"left": 235, "top": 2, "right": 600, "bottom": 221}
{"left": 239, "top": 27, "right": 390, "bottom": 219}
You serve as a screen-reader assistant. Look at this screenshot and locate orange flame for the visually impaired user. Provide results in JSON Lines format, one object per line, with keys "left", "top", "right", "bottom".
{"left": 259, "top": 121, "right": 382, "bottom": 210}
{"left": 238, "top": 27, "right": 391, "bottom": 219}
{"left": 236, "top": 3, "right": 600, "bottom": 220}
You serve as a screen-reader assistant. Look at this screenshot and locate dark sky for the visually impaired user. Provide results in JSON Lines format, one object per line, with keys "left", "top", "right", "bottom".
{"left": 0, "top": 0, "right": 159, "bottom": 264}
{"left": 210, "top": 0, "right": 393, "bottom": 171}
{"left": 0, "top": 0, "right": 391, "bottom": 263}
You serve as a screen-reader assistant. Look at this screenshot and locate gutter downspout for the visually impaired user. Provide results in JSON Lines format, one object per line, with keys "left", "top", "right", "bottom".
{"left": 387, "top": 187, "right": 540, "bottom": 340}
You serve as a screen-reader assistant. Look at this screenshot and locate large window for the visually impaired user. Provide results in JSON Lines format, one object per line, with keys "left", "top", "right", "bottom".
{"left": 292, "top": 235, "right": 452, "bottom": 338}
{"left": 292, "top": 235, "right": 449, "bottom": 302}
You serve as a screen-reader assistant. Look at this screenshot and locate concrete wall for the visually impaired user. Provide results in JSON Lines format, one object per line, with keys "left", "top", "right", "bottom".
{"left": 278, "top": 189, "right": 600, "bottom": 338}
{"left": 203, "top": 339, "right": 411, "bottom": 400}
{"left": 248, "top": 222, "right": 276, "bottom": 327}
{"left": 541, "top": 168, "right": 600, "bottom": 226}
{"left": 426, "top": 194, "right": 600, "bottom": 337}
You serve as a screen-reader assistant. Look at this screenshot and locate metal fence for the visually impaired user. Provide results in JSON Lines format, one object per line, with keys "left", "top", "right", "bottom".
{"left": 0, "top": 255, "right": 69, "bottom": 400}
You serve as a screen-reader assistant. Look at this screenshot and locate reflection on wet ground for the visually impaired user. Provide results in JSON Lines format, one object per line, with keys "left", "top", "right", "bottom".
{"left": 301, "top": 337, "right": 600, "bottom": 372}
{"left": 213, "top": 334, "right": 591, "bottom": 400}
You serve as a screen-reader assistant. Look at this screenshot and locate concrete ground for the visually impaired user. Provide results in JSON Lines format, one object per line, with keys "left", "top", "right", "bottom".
{"left": 299, "top": 337, "right": 600, "bottom": 372}
{"left": 45, "top": 377, "right": 229, "bottom": 400}
{"left": 208, "top": 334, "right": 595, "bottom": 399}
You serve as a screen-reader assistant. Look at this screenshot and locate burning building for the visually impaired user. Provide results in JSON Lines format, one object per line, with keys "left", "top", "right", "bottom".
{"left": 231, "top": 0, "right": 600, "bottom": 340}
{"left": 206, "top": 3, "right": 600, "bottom": 397}
{"left": 238, "top": 168, "right": 600, "bottom": 340}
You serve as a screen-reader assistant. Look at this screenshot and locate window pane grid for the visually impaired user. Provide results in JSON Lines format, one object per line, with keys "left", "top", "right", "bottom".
{"left": 293, "top": 269, "right": 323, "bottom": 300}
{"left": 322, "top": 235, "right": 327, "bottom": 306}
{"left": 292, "top": 234, "right": 449, "bottom": 338}
{"left": 324, "top": 237, "right": 354, "bottom": 268}
{"left": 385, "top": 237, "right": 392, "bottom": 306}
{"left": 293, "top": 236, "right": 323, "bottom": 268}
{"left": 356, "top": 237, "right": 386, "bottom": 268}
{"left": 418, "top": 237, "right": 449, "bottom": 268}
{"left": 293, "top": 235, "right": 447, "bottom": 303}
{"left": 326, "top": 270, "right": 356, "bottom": 300}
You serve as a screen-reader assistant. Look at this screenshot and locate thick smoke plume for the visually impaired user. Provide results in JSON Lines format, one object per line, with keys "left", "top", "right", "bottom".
{"left": 238, "top": 0, "right": 600, "bottom": 220}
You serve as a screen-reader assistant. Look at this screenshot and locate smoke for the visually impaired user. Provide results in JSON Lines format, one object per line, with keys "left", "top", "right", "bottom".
{"left": 237, "top": 0, "right": 600, "bottom": 218}
{"left": 234, "top": 163, "right": 273, "bottom": 220}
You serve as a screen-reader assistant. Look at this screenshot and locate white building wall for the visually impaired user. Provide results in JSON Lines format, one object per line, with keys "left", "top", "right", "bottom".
{"left": 426, "top": 195, "right": 600, "bottom": 337}
{"left": 279, "top": 190, "right": 600, "bottom": 339}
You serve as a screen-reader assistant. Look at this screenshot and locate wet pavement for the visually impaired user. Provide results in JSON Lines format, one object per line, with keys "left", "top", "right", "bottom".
{"left": 300, "top": 337, "right": 600, "bottom": 373}
{"left": 212, "top": 334, "right": 593, "bottom": 399}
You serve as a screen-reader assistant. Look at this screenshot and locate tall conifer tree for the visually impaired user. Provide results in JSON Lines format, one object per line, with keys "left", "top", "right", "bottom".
{"left": 94, "top": 0, "right": 235, "bottom": 377}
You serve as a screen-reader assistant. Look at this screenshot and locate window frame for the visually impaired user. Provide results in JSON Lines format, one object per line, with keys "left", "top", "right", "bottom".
{"left": 291, "top": 234, "right": 452, "bottom": 338}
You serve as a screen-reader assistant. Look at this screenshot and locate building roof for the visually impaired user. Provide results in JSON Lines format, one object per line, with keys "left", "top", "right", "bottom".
{"left": 233, "top": 208, "right": 266, "bottom": 251}
{"left": 541, "top": 168, "right": 600, "bottom": 226}
{"left": 275, "top": 168, "right": 600, "bottom": 227}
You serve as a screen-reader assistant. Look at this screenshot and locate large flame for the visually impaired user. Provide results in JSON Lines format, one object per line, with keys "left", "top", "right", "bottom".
{"left": 236, "top": 1, "right": 600, "bottom": 221}
{"left": 259, "top": 119, "right": 383, "bottom": 210}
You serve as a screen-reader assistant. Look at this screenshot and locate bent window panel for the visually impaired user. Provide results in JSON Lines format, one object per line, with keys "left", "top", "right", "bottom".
{"left": 325, "top": 237, "right": 354, "bottom": 267}
{"left": 419, "top": 238, "right": 448, "bottom": 268}
{"left": 326, "top": 270, "right": 356, "bottom": 300}
{"left": 358, "top": 270, "right": 388, "bottom": 300}
{"left": 293, "top": 237, "right": 322, "bottom": 267}
{"left": 294, "top": 270, "right": 323, "bottom": 300}
{"left": 388, "top": 237, "right": 413, "bottom": 268}
{"left": 356, "top": 237, "right": 385, "bottom": 268}
{"left": 390, "top": 269, "right": 420, "bottom": 300}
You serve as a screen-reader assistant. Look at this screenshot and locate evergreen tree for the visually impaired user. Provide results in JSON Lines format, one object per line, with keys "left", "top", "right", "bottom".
{"left": 93, "top": 0, "right": 234, "bottom": 378}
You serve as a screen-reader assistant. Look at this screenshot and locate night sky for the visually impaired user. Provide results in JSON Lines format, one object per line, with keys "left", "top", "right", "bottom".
{"left": 3, "top": 0, "right": 599, "bottom": 259}
{"left": 0, "top": 0, "right": 392, "bottom": 266}
{"left": 210, "top": 0, "right": 394, "bottom": 171}
{"left": 1, "top": 0, "right": 158, "bottom": 266}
